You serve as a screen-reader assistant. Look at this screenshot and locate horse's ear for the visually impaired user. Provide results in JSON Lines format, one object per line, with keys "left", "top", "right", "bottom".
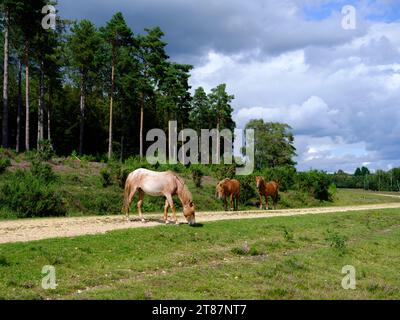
{"left": 190, "top": 201, "right": 194, "bottom": 207}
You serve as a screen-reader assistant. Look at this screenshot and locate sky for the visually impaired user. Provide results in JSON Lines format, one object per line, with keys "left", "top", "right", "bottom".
{"left": 58, "top": 0, "right": 400, "bottom": 173}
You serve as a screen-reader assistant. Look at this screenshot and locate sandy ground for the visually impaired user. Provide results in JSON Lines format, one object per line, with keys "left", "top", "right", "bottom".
{"left": 1, "top": 199, "right": 400, "bottom": 244}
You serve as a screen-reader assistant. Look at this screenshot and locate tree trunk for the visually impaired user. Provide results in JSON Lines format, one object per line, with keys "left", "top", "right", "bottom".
{"left": 216, "top": 118, "right": 220, "bottom": 163}
{"left": 108, "top": 54, "right": 115, "bottom": 160}
{"left": 2, "top": 10, "right": 9, "bottom": 148}
{"left": 139, "top": 91, "right": 144, "bottom": 158}
{"left": 47, "top": 86, "right": 52, "bottom": 141}
{"left": 37, "top": 59, "right": 45, "bottom": 148}
{"left": 120, "top": 102, "right": 127, "bottom": 162}
{"left": 16, "top": 59, "right": 23, "bottom": 152}
{"left": 120, "top": 135, "right": 124, "bottom": 162}
{"left": 25, "top": 40, "right": 30, "bottom": 151}
{"left": 79, "top": 81, "right": 85, "bottom": 155}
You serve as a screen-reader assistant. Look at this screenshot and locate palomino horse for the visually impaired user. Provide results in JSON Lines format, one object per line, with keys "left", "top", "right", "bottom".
{"left": 216, "top": 178, "right": 240, "bottom": 211}
{"left": 122, "top": 168, "right": 196, "bottom": 225}
{"left": 255, "top": 176, "right": 279, "bottom": 210}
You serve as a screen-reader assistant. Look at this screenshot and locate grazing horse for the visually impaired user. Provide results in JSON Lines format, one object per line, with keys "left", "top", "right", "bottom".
{"left": 255, "top": 176, "right": 279, "bottom": 210}
{"left": 122, "top": 168, "right": 196, "bottom": 225}
{"left": 216, "top": 178, "right": 240, "bottom": 211}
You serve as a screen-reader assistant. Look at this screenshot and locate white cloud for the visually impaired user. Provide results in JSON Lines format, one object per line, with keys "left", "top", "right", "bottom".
{"left": 190, "top": 21, "right": 400, "bottom": 172}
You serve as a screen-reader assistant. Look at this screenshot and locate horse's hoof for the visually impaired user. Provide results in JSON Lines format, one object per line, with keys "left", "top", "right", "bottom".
{"left": 141, "top": 219, "right": 146, "bottom": 223}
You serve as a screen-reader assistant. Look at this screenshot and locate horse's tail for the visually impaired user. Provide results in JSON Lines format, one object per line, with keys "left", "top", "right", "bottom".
{"left": 122, "top": 175, "right": 131, "bottom": 213}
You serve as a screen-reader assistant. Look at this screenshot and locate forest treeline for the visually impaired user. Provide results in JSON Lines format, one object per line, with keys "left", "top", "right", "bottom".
{"left": 0, "top": 1, "right": 238, "bottom": 159}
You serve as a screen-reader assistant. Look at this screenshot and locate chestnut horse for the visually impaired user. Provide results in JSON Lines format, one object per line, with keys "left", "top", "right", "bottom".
{"left": 122, "top": 168, "right": 196, "bottom": 225}
{"left": 255, "top": 176, "right": 279, "bottom": 210}
{"left": 216, "top": 178, "right": 240, "bottom": 211}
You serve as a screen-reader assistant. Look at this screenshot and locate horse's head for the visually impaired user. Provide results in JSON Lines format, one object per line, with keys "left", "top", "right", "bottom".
{"left": 183, "top": 201, "right": 196, "bottom": 225}
{"left": 256, "top": 176, "right": 263, "bottom": 189}
{"left": 216, "top": 182, "right": 224, "bottom": 199}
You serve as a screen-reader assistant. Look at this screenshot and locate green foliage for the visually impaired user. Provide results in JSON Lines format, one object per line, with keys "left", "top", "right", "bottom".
{"left": 214, "top": 164, "right": 236, "bottom": 181}
{"left": 0, "top": 156, "right": 11, "bottom": 174}
{"left": 261, "top": 166, "right": 297, "bottom": 191}
{"left": 231, "top": 243, "right": 262, "bottom": 256}
{"left": 325, "top": 230, "right": 348, "bottom": 255}
{"left": 332, "top": 167, "right": 400, "bottom": 192}
{"left": 190, "top": 165, "right": 204, "bottom": 188}
{"left": 100, "top": 167, "right": 113, "bottom": 187}
{"left": 245, "top": 119, "right": 296, "bottom": 169}
{"left": 236, "top": 175, "right": 257, "bottom": 205}
{"left": 30, "top": 160, "right": 58, "bottom": 184}
{"left": 0, "top": 170, "right": 66, "bottom": 218}
{"left": 36, "top": 140, "right": 55, "bottom": 161}
{"left": 282, "top": 226, "right": 294, "bottom": 242}
{"left": 295, "top": 170, "right": 334, "bottom": 201}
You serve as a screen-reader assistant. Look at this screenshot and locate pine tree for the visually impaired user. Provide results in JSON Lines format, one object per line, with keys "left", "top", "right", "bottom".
{"left": 100, "top": 12, "right": 133, "bottom": 159}
{"left": 67, "top": 19, "right": 100, "bottom": 155}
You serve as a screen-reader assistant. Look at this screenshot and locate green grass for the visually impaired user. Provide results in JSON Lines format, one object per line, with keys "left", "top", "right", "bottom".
{"left": 0, "top": 208, "right": 399, "bottom": 299}
{"left": 332, "top": 189, "right": 400, "bottom": 206}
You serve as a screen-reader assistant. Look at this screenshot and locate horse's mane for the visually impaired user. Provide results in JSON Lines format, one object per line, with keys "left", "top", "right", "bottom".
{"left": 168, "top": 171, "right": 193, "bottom": 203}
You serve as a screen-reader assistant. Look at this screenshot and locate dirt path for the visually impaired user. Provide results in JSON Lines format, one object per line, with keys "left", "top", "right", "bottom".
{"left": 1, "top": 201, "right": 400, "bottom": 244}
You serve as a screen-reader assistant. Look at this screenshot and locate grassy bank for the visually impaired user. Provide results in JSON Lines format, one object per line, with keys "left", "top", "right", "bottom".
{"left": 1, "top": 154, "right": 399, "bottom": 220}
{"left": 0, "top": 208, "right": 399, "bottom": 299}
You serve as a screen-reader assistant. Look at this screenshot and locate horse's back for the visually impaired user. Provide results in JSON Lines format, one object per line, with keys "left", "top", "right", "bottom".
{"left": 221, "top": 178, "right": 240, "bottom": 196}
{"left": 265, "top": 181, "right": 279, "bottom": 196}
{"left": 230, "top": 179, "right": 240, "bottom": 195}
{"left": 126, "top": 168, "right": 179, "bottom": 195}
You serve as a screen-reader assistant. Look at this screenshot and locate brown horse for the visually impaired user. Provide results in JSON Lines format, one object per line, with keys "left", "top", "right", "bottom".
{"left": 255, "top": 176, "right": 279, "bottom": 210}
{"left": 216, "top": 178, "right": 240, "bottom": 211}
{"left": 122, "top": 168, "right": 195, "bottom": 225}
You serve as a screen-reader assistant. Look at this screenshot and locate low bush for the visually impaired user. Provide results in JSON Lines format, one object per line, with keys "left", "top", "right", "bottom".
{"left": 295, "top": 170, "right": 334, "bottom": 201}
{"left": 100, "top": 167, "right": 112, "bottom": 187}
{"left": 236, "top": 175, "right": 257, "bottom": 205}
{"left": 190, "top": 165, "right": 204, "bottom": 188}
{"left": 0, "top": 156, "right": 11, "bottom": 174}
{"left": 0, "top": 170, "right": 66, "bottom": 218}
{"left": 261, "top": 166, "right": 297, "bottom": 191}
{"left": 30, "top": 160, "right": 58, "bottom": 184}
{"left": 36, "top": 139, "right": 55, "bottom": 161}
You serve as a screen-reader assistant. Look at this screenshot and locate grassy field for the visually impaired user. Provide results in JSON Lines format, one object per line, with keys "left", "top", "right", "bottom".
{"left": 0, "top": 208, "right": 399, "bottom": 299}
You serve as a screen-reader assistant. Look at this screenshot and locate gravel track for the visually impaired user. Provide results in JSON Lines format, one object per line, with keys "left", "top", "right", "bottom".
{"left": 1, "top": 199, "right": 400, "bottom": 244}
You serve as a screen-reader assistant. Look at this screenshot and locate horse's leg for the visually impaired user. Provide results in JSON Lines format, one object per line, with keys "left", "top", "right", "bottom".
{"left": 164, "top": 199, "right": 169, "bottom": 224}
{"left": 273, "top": 194, "right": 278, "bottom": 210}
{"left": 230, "top": 194, "right": 234, "bottom": 211}
{"left": 265, "top": 195, "right": 269, "bottom": 210}
{"left": 235, "top": 194, "right": 239, "bottom": 211}
{"left": 223, "top": 196, "right": 227, "bottom": 211}
{"left": 125, "top": 186, "right": 137, "bottom": 222}
{"left": 166, "top": 194, "right": 178, "bottom": 225}
{"left": 137, "top": 190, "right": 145, "bottom": 222}
{"left": 259, "top": 193, "right": 263, "bottom": 209}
